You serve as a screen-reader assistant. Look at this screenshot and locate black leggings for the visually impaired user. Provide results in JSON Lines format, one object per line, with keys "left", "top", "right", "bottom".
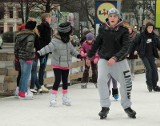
{"left": 52, "top": 68, "right": 69, "bottom": 90}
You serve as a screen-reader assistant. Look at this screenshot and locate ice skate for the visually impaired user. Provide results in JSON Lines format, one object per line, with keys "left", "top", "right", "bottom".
{"left": 62, "top": 94, "right": 71, "bottom": 106}
{"left": 18, "top": 91, "right": 33, "bottom": 100}
{"left": 30, "top": 89, "right": 38, "bottom": 94}
{"left": 98, "top": 107, "right": 110, "bottom": 119}
{"left": 113, "top": 94, "right": 119, "bottom": 101}
{"left": 147, "top": 85, "right": 152, "bottom": 92}
{"left": 50, "top": 94, "right": 57, "bottom": 107}
{"left": 153, "top": 86, "right": 160, "bottom": 92}
{"left": 81, "top": 83, "right": 87, "bottom": 89}
{"left": 38, "top": 88, "right": 43, "bottom": 94}
{"left": 94, "top": 83, "right": 98, "bottom": 88}
{"left": 124, "top": 107, "right": 136, "bottom": 119}
{"left": 41, "top": 85, "right": 49, "bottom": 93}
{"left": 14, "top": 87, "right": 19, "bottom": 97}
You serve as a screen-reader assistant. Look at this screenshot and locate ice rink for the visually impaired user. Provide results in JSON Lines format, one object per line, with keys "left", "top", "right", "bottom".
{"left": 0, "top": 73, "right": 160, "bottom": 126}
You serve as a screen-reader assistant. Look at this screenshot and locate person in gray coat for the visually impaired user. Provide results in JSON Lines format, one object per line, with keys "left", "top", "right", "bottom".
{"left": 36, "top": 22, "right": 81, "bottom": 107}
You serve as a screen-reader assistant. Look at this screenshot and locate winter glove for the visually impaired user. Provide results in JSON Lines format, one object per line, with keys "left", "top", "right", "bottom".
{"left": 80, "top": 51, "right": 85, "bottom": 57}
{"left": 77, "top": 54, "right": 82, "bottom": 59}
{"left": 34, "top": 52, "right": 40, "bottom": 61}
{"left": 94, "top": 58, "right": 99, "bottom": 64}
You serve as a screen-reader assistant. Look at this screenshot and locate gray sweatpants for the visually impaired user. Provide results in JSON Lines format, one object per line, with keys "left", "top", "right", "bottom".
{"left": 98, "top": 59, "right": 132, "bottom": 109}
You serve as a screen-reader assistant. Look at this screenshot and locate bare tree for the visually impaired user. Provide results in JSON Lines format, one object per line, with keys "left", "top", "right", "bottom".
{"left": 0, "top": 2, "right": 5, "bottom": 20}
{"left": 122, "top": 0, "right": 155, "bottom": 30}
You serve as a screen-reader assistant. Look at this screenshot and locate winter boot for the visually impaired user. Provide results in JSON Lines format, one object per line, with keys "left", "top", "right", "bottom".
{"left": 98, "top": 107, "right": 110, "bottom": 119}
{"left": 81, "top": 83, "right": 87, "bottom": 89}
{"left": 124, "top": 107, "right": 136, "bottom": 119}
{"left": 112, "top": 88, "right": 119, "bottom": 100}
{"left": 50, "top": 94, "right": 57, "bottom": 107}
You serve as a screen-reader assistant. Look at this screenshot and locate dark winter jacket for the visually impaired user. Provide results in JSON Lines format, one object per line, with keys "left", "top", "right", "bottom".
{"left": 88, "top": 20, "right": 130, "bottom": 61}
{"left": 14, "top": 29, "right": 35, "bottom": 60}
{"left": 127, "top": 31, "right": 138, "bottom": 59}
{"left": 37, "top": 21, "right": 52, "bottom": 50}
{"left": 130, "top": 32, "right": 160, "bottom": 59}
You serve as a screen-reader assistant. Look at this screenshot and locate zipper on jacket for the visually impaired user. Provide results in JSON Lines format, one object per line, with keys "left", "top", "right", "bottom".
{"left": 66, "top": 44, "right": 69, "bottom": 67}
{"left": 59, "top": 56, "right": 61, "bottom": 65}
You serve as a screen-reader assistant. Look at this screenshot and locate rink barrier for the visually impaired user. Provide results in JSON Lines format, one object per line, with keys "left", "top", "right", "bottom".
{"left": 1, "top": 51, "right": 160, "bottom": 93}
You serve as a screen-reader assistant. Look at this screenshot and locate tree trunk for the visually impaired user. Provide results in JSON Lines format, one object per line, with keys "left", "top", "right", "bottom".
{"left": 45, "top": 0, "right": 51, "bottom": 13}
{"left": 25, "top": 0, "right": 29, "bottom": 22}
{"left": 20, "top": 0, "right": 24, "bottom": 23}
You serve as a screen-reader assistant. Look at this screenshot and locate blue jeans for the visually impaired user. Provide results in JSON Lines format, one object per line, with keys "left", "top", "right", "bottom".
{"left": 19, "top": 60, "right": 32, "bottom": 92}
{"left": 30, "top": 59, "right": 41, "bottom": 89}
{"left": 38, "top": 54, "right": 49, "bottom": 86}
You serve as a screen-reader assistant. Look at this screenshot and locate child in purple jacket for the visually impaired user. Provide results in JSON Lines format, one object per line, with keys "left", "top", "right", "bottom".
{"left": 80, "top": 33, "right": 99, "bottom": 88}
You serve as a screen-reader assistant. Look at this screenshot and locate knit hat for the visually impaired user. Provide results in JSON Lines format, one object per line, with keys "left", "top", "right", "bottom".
{"left": 82, "top": 28, "right": 89, "bottom": 34}
{"left": 86, "top": 33, "right": 95, "bottom": 40}
{"left": 57, "top": 22, "right": 72, "bottom": 34}
{"left": 108, "top": 8, "right": 120, "bottom": 18}
{"left": 57, "top": 22, "right": 72, "bottom": 43}
{"left": 25, "top": 21, "right": 36, "bottom": 30}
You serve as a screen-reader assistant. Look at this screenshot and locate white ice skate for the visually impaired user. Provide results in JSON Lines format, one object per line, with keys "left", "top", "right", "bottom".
{"left": 62, "top": 94, "right": 71, "bottom": 106}
{"left": 14, "top": 87, "right": 19, "bottom": 97}
{"left": 50, "top": 94, "right": 57, "bottom": 107}
{"left": 81, "top": 83, "right": 87, "bottom": 89}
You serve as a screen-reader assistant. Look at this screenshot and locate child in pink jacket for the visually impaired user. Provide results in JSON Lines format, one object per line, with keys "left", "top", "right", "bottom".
{"left": 80, "top": 33, "right": 99, "bottom": 88}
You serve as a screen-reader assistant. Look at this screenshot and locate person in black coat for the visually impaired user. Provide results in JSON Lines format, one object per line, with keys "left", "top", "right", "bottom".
{"left": 130, "top": 22, "right": 160, "bottom": 92}
{"left": 37, "top": 13, "right": 52, "bottom": 93}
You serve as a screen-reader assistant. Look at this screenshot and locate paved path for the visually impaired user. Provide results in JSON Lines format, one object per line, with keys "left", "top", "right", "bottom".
{"left": 0, "top": 73, "right": 160, "bottom": 126}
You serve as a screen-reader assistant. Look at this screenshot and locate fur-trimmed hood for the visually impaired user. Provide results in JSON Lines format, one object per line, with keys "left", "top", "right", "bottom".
{"left": 16, "top": 29, "right": 35, "bottom": 39}
{"left": 105, "top": 18, "right": 123, "bottom": 31}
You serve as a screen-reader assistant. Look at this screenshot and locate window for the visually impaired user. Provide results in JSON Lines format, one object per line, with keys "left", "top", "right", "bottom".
{"left": 9, "top": 11, "right": 13, "bottom": 18}
{"left": 18, "top": 11, "right": 22, "bottom": 18}
{"left": 9, "top": 26, "right": 13, "bottom": 32}
{"left": 0, "top": 11, "right": 4, "bottom": 20}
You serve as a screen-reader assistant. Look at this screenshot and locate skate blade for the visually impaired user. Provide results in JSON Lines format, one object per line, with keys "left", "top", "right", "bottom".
{"left": 49, "top": 104, "right": 56, "bottom": 107}
{"left": 62, "top": 102, "right": 71, "bottom": 106}
{"left": 129, "top": 115, "right": 136, "bottom": 119}
{"left": 100, "top": 116, "right": 107, "bottom": 119}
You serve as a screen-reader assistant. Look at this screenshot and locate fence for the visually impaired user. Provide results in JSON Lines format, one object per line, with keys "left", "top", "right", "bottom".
{"left": 1, "top": 50, "right": 160, "bottom": 94}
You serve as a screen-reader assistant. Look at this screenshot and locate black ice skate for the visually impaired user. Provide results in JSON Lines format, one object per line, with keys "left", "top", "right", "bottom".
{"left": 147, "top": 85, "right": 152, "bottom": 92}
{"left": 81, "top": 83, "right": 87, "bottom": 89}
{"left": 98, "top": 107, "right": 110, "bottom": 119}
{"left": 153, "top": 86, "right": 160, "bottom": 92}
{"left": 124, "top": 107, "right": 136, "bottom": 119}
